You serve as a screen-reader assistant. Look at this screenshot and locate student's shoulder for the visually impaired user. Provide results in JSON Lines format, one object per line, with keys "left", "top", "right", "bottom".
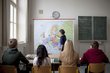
{"left": 34, "top": 56, "right": 38, "bottom": 59}
{"left": 46, "top": 57, "right": 51, "bottom": 60}
{"left": 98, "top": 49, "right": 105, "bottom": 53}
{"left": 87, "top": 48, "right": 93, "bottom": 52}
{"left": 33, "top": 56, "right": 38, "bottom": 61}
{"left": 74, "top": 51, "right": 78, "bottom": 55}
{"left": 73, "top": 51, "right": 79, "bottom": 59}
{"left": 84, "top": 48, "right": 93, "bottom": 54}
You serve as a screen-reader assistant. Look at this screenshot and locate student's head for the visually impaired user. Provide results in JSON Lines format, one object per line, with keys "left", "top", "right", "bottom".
{"left": 60, "top": 40, "right": 75, "bottom": 63}
{"left": 63, "top": 40, "right": 74, "bottom": 52}
{"left": 8, "top": 39, "right": 17, "bottom": 48}
{"left": 91, "top": 41, "right": 99, "bottom": 49}
{"left": 37, "top": 44, "right": 48, "bottom": 57}
{"left": 59, "top": 29, "right": 65, "bottom": 36}
{"left": 36, "top": 44, "right": 48, "bottom": 67}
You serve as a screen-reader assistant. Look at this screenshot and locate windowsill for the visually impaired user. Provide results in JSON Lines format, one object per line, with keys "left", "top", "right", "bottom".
{"left": 18, "top": 41, "right": 26, "bottom": 44}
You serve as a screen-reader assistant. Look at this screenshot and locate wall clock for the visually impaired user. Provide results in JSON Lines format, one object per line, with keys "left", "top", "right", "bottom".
{"left": 52, "top": 11, "right": 60, "bottom": 19}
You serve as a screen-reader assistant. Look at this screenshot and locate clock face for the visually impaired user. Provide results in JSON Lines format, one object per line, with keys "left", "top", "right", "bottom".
{"left": 52, "top": 11, "right": 60, "bottom": 19}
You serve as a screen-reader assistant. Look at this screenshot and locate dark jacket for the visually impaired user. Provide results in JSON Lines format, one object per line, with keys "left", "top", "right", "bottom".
{"left": 60, "top": 35, "right": 66, "bottom": 51}
{"left": 2, "top": 48, "right": 29, "bottom": 71}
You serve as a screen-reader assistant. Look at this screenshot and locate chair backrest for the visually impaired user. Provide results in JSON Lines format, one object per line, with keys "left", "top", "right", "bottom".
{"left": 32, "top": 66, "right": 51, "bottom": 73}
{"left": 88, "top": 63, "right": 105, "bottom": 73}
{"left": 0, "top": 65, "right": 17, "bottom": 73}
{"left": 58, "top": 65, "right": 79, "bottom": 73}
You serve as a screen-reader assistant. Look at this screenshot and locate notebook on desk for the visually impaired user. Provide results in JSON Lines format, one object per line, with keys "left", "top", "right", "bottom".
{"left": 51, "top": 58, "right": 60, "bottom": 63}
{"left": 54, "top": 58, "right": 59, "bottom": 62}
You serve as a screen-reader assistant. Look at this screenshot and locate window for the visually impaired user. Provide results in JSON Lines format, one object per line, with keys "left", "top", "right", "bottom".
{"left": 10, "top": 0, "right": 17, "bottom": 39}
{"left": 11, "top": 0, "right": 17, "bottom": 4}
{"left": 9, "top": 0, "right": 28, "bottom": 43}
{"left": 17, "top": 0, "right": 28, "bottom": 43}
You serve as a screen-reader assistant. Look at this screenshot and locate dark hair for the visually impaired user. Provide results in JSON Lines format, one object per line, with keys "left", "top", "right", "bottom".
{"left": 8, "top": 39, "right": 17, "bottom": 48}
{"left": 36, "top": 44, "right": 48, "bottom": 67}
{"left": 59, "top": 29, "right": 65, "bottom": 35}
{"left": 92, "top": 41, "right": 99, "bottom": 49}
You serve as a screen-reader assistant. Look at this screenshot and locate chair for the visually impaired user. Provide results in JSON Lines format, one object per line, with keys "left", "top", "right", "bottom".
{"left": 0, "top": 65, "right": 17, "bottom": 73}
{"left": 32, "top": 66, "right": 51, "bottom": 73}
{"left": 58, "top": 65, "right": 79, "bottom": 73}
{"left": 88, "top": 63, "right": 105, "bottom": 73}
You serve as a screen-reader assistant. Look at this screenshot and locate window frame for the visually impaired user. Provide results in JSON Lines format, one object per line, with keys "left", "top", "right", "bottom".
{"left": 9, "top": 0, "right": 18, "bottom": 39}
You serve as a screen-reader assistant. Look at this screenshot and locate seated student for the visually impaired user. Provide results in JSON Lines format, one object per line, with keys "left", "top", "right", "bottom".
{"left": 80, "top": 41, "right": 109, "bottom": 73}
{"left": 2, "top": 39, "right": 29, "bottom": 73}
{"left": 33, "top": 44, "right": 51, "bottom": 67}
{"left": 59, "top": 40, "right": 79, "bottom": 67}
{"left": 80, "top": 41, "right": 109, "bottom": 64}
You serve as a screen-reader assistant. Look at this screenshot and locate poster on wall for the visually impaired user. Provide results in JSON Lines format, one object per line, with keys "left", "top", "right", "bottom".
{"left": 34, "top": 19, "right": 73, "bottom": 54}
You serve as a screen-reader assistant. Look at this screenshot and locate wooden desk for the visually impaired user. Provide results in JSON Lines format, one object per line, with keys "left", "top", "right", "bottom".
{"left": 26, "top": 54, "right": 60, "bottom": 59}
{"left": 51, "top": 62, "right": 61, "bottom": 71}
{"left": 26, "top": 54, "right": 61, "bottom": 71}
{"left": 27, "top": 58, "right": 61, "bottom": 71}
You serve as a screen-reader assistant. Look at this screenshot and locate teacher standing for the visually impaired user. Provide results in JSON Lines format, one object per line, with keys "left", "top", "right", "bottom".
{"left": 59, "top": 29, "right": 66, "bottom": 51}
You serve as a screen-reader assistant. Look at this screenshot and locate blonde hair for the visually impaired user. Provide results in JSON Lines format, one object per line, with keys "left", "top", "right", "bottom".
{"left": 60, "top": 40, "right": 75, "bottom": 64}
{"left": 8, "top": 39, "right": 17, "bottom": 48}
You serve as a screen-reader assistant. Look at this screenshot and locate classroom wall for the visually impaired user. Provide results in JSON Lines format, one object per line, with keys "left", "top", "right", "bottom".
{"left": 0, "top": 0, "right": 110, "bottom": 62}
{"left": 28, "top": 0, "right": 110, "bottom": 60}
{"left": 0, "top": 0, "right": 2, "bottom": 47}
{"left": 18, "top": 0, "right": 28, "bottom": 43}
{"left": 0, "top": 0, "right": 30, "bottom": 63}
{"left": 0, "top": 0, "right": 10, "bottom": 63}
{"left": 0, "top": 0, "right": 2, "bottom": 63}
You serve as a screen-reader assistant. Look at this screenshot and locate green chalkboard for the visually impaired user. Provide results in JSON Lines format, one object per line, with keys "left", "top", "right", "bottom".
{"left": 78, "top": 16, "right": 92, "bottom": 40}
{"left": 78, "top": 16, "right": 107, "bottom": 40}
{"left": 93, "top": 16, "right": 107, "bottom": 40}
